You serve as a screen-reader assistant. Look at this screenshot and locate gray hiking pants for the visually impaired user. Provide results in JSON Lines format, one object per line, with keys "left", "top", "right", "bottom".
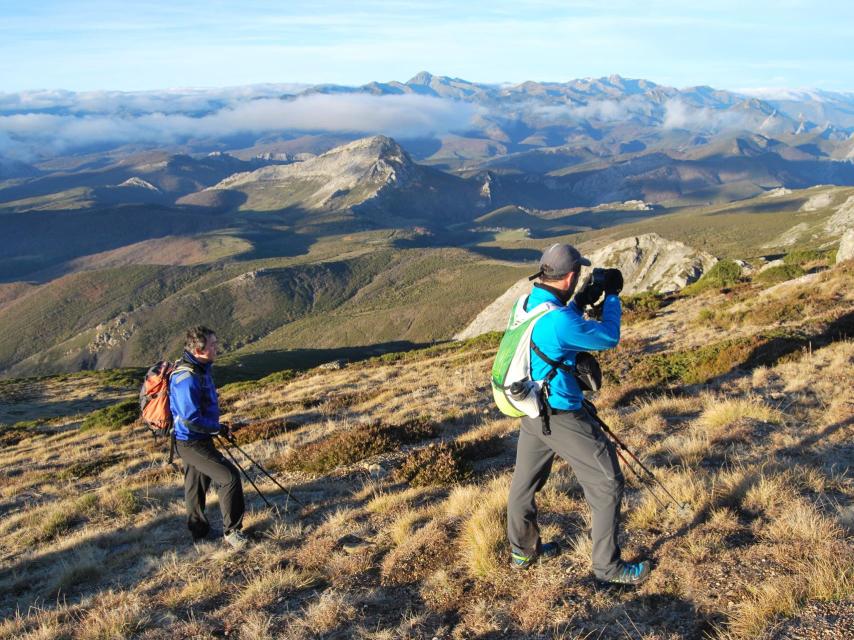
{"left": 507, "top": 408, "right": 625, "bottom": 580}
{"left": 176, "top": 438, "right": 245, "bottom": 538}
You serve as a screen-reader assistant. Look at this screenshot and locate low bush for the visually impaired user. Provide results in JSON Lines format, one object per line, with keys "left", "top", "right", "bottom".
{"left": 622, "top": 291, "right": 667, "bottom": 323}
{"left": 58, "top": 454, "right": 124, "bottom": 480}
{"left": 277, "top": 417, "right": 437, "bottom": 474}
{"left": 754, "top": 264, "right": 805, "bottom": 285}
{"left": 633, "top": 337, "right": 761, "bottom": 386}
{"left": 0, "top": 419, "right": 42, "bottom": 446}
{"left": 783, "top": 248, "right": 832, "bottom": 268}
{"left": 232, "top": 417, "right": 299, "bottom": 445}
{"left": 682, "top": 260, "right": 744, "bottom": 295}
{"left": 393, "top": 443, "right": 472, "bottom": 487}
{"left": 80, "top": 400, "right": 139, "bottom": 432}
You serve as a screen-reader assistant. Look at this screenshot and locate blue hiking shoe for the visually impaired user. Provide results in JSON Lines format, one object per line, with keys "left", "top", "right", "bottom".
{"left": 600, "top": 559, "right": 651, "bottom": 586}
{"left": 510, "top": 541, "right": 561, "bottom": 569}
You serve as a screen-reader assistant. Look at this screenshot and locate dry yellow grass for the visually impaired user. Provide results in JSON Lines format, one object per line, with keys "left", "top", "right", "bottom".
{"left": 1, "top": 261, "right": 852, "bottom": 639}
{"left": 459, "top": 475, "right": 511, "bottom": 579}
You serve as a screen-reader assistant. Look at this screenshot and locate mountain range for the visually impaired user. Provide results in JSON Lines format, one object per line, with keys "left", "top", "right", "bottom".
{"left": 1, "top": 73, "right": 854, "bottom": 378}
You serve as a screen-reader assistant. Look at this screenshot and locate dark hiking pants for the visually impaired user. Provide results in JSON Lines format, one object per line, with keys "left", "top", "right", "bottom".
{"left": 507, "top": 408, "right": 625, "bottom": 580}
{"left": 176, "top": 438, "right": 245, "bottom": 538}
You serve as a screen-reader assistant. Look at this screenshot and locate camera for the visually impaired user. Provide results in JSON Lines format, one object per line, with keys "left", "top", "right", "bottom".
{"left": 590, "top": 267, "right": 607, "bottom": 289}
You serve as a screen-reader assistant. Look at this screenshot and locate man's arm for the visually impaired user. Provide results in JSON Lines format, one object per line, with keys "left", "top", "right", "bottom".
{"left": 560, "top": 294, "right": 621, "bottom": 351}
{"left": 171, "top": 375, "right": 220, "bottom": 433}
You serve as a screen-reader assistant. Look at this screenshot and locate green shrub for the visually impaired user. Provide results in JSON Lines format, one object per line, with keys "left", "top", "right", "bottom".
{"left": 682, "top": 260, "right": 744, "bottom": 295}
{"left": 233, "top": 418, "right": 298, "bottom": 445}
{"left": 0, "top": 419, "right": 42, "bottom": 446}
{"left": 58, "top": 454, "right": 124, "bottom": 480}
{"left": 392, "top": 443, "right": 472, "bottom": 487}
{"left": 783, "top": 249, "right": 823, "bottom": 267}
{"left": 754, "top": 264, "right": 805, "bottom": 285}
{"left": 277, "top": 417, "right": 438, "bottom": 474}
{"left": 80, "top": 400, "right": 138, "bottom": 432}
{"left": 633, "top": 337, "right": 761, "bottom": 386}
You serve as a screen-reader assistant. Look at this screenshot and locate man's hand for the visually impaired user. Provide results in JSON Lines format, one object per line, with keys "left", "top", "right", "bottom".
{"left": 603, "top": 268, "right": 623, "bottom": 295}
{"left": 574, "top": 274, "right": 604, "bottom": 309}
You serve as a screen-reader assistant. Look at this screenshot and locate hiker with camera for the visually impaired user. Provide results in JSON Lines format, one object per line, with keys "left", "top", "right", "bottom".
{"left": 169, "top": 326, "right": 248, "bottom": 549}
{"left": 501, "top": 243, "right": 651, "bottom": 585}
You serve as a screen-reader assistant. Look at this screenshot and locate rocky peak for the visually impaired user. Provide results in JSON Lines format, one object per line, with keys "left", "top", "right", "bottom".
{"left": 407, "top": 71, "right": 435, "bottom": 85}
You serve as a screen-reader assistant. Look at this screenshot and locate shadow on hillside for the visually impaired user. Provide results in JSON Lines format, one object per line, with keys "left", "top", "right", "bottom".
{"left": 0, "top": 205, "right": 230, "bottom": 283}
{"left": 0, "top": 509, "right": 187, "bottom": 618}
{"left": 466, "top": 245, "right": 541, "bottom": 263}
{"left": 778, "top": 414, "right": 854, "bottom": 461}
{"left": 221, "top": 340, "right": 430, "bottom": 382}
{"left": 736, "top": 310, "right": 854, "bottom": 379}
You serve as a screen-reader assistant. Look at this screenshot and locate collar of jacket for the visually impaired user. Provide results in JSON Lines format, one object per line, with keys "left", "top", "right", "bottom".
{"left": 181, "top": 350, "right": 210, "bottom": 374}
{"left": 532, "top": 282, "right": 572, "bottom": 306}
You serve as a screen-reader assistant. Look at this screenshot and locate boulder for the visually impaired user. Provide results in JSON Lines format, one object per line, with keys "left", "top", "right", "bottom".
{"left": 838, "top": 229, "right": 854, "bottom": 262}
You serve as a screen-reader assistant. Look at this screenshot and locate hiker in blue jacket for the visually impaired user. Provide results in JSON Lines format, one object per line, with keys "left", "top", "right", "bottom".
{"left": 170, "top": 326, "right": 247, "bottom": 549}
{"left": 506, "top": 243, "right": 651, "bottom": 585}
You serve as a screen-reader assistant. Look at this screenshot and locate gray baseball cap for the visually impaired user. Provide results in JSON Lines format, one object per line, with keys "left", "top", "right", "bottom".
{"left": 528, "top": 243, "right": 591, "bottom": 281}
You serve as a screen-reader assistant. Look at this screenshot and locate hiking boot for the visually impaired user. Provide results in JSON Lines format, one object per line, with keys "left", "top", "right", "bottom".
{"left": 511, "top": 541, "right": 560, "bottom": 569}
{"left": 600, "top": 560, "right": 651, "bottom": 586}
{"left": 224, "top": 530, "right": 249, "bottom": 550}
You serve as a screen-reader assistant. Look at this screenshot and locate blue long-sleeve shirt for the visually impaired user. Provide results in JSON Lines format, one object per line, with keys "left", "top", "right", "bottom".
{"left": 169, "top": 351, "right": 221, "bottom": 441}
{"left": 527, "top": 284, "right": 621, "bottom": 410}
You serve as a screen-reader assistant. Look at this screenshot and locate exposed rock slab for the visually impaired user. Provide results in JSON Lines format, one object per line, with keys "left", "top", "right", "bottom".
{"left": 580, "top": 233, "right": 717, "bottom": 295}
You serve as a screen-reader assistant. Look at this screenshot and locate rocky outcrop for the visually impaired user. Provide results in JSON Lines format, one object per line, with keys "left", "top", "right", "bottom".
{"left": 118, "top": 177, "right": 160, "bottom": 191}
{"left": 825, "top": 195, "right": 854, "bottom": 235}
{"left": 838, "top": 229, "right": 854, "bottom": 262}
{"left": 455, "top": 233, "right": 716, "bottom": 339}
{"left": 580, "top": 233, "right": 717, "bottom": 295}
{"left": 799, "top": 191, "right": 834, "bottom": 212}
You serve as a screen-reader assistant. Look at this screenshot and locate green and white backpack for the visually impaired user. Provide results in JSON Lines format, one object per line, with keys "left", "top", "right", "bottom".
{"left": 491, "top": 295, "right": 559, "bottom": 418}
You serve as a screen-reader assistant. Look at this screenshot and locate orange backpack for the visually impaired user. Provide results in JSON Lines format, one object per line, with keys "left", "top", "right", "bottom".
{"left": 140, "top": 360, "right": 178, "bottom": 436}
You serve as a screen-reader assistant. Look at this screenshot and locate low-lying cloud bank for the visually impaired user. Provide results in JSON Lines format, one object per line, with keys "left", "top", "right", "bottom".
{"left": 0, "top": 91, "right": 477, "bottom": 160}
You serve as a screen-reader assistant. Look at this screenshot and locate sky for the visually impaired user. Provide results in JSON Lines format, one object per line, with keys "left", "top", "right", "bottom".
{"left": 1, "top": 0, "right": 853, "bottom": 93}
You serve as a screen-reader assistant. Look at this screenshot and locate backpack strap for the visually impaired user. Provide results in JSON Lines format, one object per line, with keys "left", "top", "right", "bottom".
{"left": 530, "top": 341, "right": 577, "bottom": 436}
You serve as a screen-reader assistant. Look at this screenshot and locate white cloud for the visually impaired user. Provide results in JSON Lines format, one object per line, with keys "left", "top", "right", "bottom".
{"left": 662, "top": 98, "right": 750, "bottom": 132}
{"left": 0, "top": 92, "right": 476, "bottom": 160}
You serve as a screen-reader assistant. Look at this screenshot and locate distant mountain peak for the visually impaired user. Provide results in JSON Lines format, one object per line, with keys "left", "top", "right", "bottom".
{"left": 407, "top": 71, "right": 435, "bottom": 85}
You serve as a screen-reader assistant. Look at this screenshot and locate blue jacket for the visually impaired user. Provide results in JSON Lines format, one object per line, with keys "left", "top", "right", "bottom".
{"left": 527, "top": 284, "right": 621, "bottom": 410}
{"left": 169, "top": 351, "right": 221, "bottom": 441}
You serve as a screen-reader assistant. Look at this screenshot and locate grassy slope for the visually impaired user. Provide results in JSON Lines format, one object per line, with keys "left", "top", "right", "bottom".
{"left": 0, "top": 261, "right": 851, "bottom": 639}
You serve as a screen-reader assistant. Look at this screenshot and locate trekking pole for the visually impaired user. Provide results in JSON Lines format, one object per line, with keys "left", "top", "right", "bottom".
{"left": 217, "top": 436, "right": 275, "bottom": 510}
{"left": 583, "top": 400, "right": 686, "bottom": 510}
{"left": 218, "top": 434, "right": 303, "bottom": 507}
{"left": 614, "top": 448, "right": 668, "bottom": 510}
